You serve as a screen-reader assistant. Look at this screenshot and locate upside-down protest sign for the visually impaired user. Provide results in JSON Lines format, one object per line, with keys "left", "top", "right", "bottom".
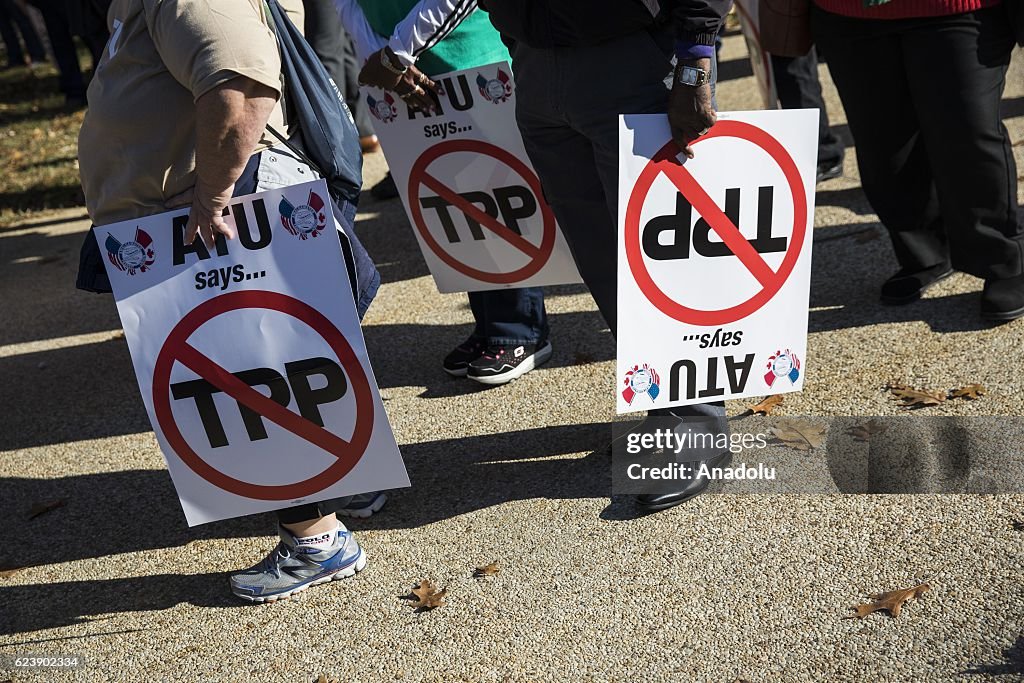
{"left": 98, "top": 179, "right": 408, "bottom": 525}
{"left": 617, "top": 110, "right": 818, "bottom": 414}
{"left": 364, "top": 61, "right": 581, "bottom": 293}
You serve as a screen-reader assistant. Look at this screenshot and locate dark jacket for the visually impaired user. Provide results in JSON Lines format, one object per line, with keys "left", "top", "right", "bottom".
{"left": 480, "top": 0, "right": 729, "bottom": 48}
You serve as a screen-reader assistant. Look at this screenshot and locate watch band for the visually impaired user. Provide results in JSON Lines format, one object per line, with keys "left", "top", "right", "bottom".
{"left": 380, "top": 48, "right": 408, "bottom": 76}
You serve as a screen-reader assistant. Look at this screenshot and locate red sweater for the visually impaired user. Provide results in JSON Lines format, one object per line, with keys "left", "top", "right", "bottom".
{"left": 813, "top": 0, "right": 1001, "bottom": 19}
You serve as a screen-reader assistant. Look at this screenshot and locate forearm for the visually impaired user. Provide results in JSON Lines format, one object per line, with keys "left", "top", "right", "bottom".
{"left": 389, "top": 0, "right": 478, "bottom": 68}
{"left": 193, "top": 76, "right": 278, "bottom": 201}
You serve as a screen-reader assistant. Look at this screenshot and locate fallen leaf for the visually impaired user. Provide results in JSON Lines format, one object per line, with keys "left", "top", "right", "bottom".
{"left": 0, "top": 566, "right": 23, "bottom": 579}
{"left": 27, "top": 499, "right": 65, "bottom": 520}
{"left": 845, "top": 420, "right": 887, "bottom": 442}
{"left": 950, "top": 383, "right": 986, "bottom": 400}
{"left": 888, "top": 383, "right": 946, "bottom": 409}
{"left": 747, "top": 395, "right": 783, "bottom": 416}
{"left": 853, "top": 228, "right": 880, "bottom": 243}
{"left": 315, "top": 676, "right": 338, "bottom": 683}
{"left": 474, "top": 562, "right": 500, "bottom": 578}
{"left": 850, "top": 582, "right": 930, "bottom": 618}
{"left": 768, "top": 420, "right": 825, "bottom": 450}
{"left": 408, "top": 580, "right": 446, "bottom": 610}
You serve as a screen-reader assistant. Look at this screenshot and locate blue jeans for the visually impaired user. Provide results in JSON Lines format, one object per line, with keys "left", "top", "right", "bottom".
{"left": 468, "top": 287, "right": 547, "bottom": 346}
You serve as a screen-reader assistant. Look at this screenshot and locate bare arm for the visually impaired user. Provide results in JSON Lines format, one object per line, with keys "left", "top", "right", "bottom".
{"left": 171, "top": 76, "right": 278, "bottom": 247}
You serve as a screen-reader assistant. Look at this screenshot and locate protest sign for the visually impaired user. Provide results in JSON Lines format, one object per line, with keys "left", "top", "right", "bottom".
{"left": 99, "top": 179, "right": 408, "bottom": 525}
{"left": 364, "top": 61, "right": 581, "bottom": 292}
{"left": 617, "top": 110, "right": 817, "bottom": 413}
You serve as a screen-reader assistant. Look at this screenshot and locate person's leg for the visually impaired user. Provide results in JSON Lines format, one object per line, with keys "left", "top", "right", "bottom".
{"left": 898, "top": 7, "right": 1024, "bottom": 318}
{"left": 0, "top": 1, "right": 27, "bottom": 68}
{"left": 770, "top": 48, "right": 844, "bottom": 178}
{"left": 513, "top": 31, "right": 727, "bottom": 509}
{"left": 465, "top": 286, "right": 551, "bottom": 384}
{"left": 28, "top": 0, "right": 86, "bottom": 102}
{"left": 813, "top": 8, "right": 953, "bottom": 302}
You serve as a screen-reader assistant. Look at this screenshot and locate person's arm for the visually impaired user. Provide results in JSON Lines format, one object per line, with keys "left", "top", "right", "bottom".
{"left": 387, "top": 0, "right": 479, "bottom": 69}
{"left": 666, "top": 0, "right": 731, "bottom": 157}
{"left": 177, "top": 77, "right": 279, "bottom": 247}
{"left": 355, "top": 0, "right": 472, "bottom": 111}
{"left": 332, "top": 0, "right": 386, "bottom": 63}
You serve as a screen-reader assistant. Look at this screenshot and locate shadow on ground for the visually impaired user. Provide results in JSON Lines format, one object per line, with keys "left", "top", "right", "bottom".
{"left": 0, "top": 421, "right": 613, "bottom": 634}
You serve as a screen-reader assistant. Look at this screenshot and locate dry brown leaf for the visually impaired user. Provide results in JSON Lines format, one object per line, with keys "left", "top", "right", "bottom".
{"left": 474, "top": 562, "right": 500, "bottom": 578}
{"left": 409, "top": 580, "right": 446, "bottom": 610}
{"left": 768, "top": 420, "right": 825, "bottom": 450}
{"left": 850, "top": 583, "right": 930, "bottom": 618}
{"left": 0, "top": 566, "right": 23, "bottom": 579}
{"left": 747, "top": 394, "right": 784, "bottom": 416}
{"left": 315, "top": 676, "right": 337, "bottom": 683}
{"left": 950, "top": 383, "right": 986, "bottom": 400}
{"left": 888, "top": 383, "right": 946, "bottom": 409}
{"left": 27, "top": 499, "right": 65, "bottom": 520}
{"left": 845, "top": 420, "right": 887, "bottom": 442}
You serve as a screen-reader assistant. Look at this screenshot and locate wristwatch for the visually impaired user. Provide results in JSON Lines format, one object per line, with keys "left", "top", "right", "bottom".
{"left": 676, "top": 65, "right": 710, "bottom": 87}
{"left": 380, "top": 47, "right": 408, "bottom": 76}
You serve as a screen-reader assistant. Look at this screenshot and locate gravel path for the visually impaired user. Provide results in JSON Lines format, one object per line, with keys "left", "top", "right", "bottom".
{"left": 0, "top": 34, "right": 1022, "bottom": 683}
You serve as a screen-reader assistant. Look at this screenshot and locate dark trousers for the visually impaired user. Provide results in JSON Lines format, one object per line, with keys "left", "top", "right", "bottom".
{"left": 0, "top": 0, "right": 46, "bottom": 66}
{"left": 769, "top": 48, "right": 844, "bottom": 168}
{"left": 302, "top": 0, "right": 374, "bottom": 139}
{"left": 813, "top": 5, "right": 1024, "bottom": 280}
{"left": 510, "top": 29, "right": 725, "bottom": 424}
{"left": 28, "top": 0, "right": 86, "bottom": 99}
{"left": 468, "top": 287, "right": 548, "bottom": 345}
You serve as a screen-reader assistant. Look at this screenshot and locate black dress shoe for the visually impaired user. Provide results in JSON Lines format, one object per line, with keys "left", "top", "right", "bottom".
{"left": 816, "top": 160, "right": 843, "bottom": 183}
{"left": 634, "top": 450, "right": 732, "bottom": 512}
{"left": 981, "top": 273, "right": 1024, "bottom": 322}
{"left": 879, "top": 263, "right": 954, "bottom": 305}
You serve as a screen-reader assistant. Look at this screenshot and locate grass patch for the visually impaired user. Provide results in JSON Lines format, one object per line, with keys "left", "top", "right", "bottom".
{"left": 0, "top": 64, "right": 87, "bottom": 227}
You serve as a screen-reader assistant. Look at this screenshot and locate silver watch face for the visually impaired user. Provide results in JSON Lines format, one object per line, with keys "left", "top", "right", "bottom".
{"left": 678, "top": 66, "right": 703, "bottom": 86}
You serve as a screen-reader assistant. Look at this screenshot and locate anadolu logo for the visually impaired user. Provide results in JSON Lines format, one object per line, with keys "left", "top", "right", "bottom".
{"left": 764, "top": 349, "right": 800, "bottom": 387}
{"left": 105, "top": 227, "right": 155, "bottom": 275}
{"left": 279, "top": 191, "right": 328, "bottom": 240}
{"left": 476, "top": 68, "right": 512, "bottom": 104}
{"left": 622, "top": 363, "right": 661, "bottom": 405}
{"left": 367, "top": 92, "right": 398, "bottom": 123}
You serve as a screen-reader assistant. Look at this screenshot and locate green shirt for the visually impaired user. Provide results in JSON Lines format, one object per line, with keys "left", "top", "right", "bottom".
{"left": 356, "top": 1, "right": 508, "bottom": 76}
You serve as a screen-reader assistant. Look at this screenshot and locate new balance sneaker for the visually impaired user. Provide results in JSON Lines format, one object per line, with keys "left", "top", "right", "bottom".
{"left": 335, "top": 491, "right": 388, "bottom": 519}
{"left": 442, "top": 336, "right": 486, "bottom": 377}
{"left": 467, "top": 340, "right": 552, "bottom": 385}
{"left": 229, "top": 524, "right": 366, "bottom": 603}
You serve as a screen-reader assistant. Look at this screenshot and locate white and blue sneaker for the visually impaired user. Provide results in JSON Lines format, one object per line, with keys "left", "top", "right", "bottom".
{"left": 230, "top": 524, "right": 366, "bottom": 603}
{"left": 335, "top": 491, "right": 388, "bottom": 519}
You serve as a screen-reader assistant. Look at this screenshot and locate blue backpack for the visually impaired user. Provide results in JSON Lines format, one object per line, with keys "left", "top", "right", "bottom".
{"left": 265, "top": 0, "right": 363, "bottom": 211}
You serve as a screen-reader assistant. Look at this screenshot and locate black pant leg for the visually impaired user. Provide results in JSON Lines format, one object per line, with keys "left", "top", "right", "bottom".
{"left": 0, "top": 2, "right": 27, "bottom": 66}
{"left": 900, "top": 7, "right": 1023, "bottom": 280}
{"left": 812, "top": 7, "right": 949, "bottom": 273}
{"left": 29, "top": 0, "right": 86, "bottom": 99}
{"left": 302, "top": 0, "right": 374, "bottom": 138}
{"left": 770, "top": 48, "right": 844, "bottom": 168}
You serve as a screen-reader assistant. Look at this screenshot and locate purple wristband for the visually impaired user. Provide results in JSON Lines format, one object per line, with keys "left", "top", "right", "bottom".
{"left": 675, "top": 41, "right": 715, "bottom": 61}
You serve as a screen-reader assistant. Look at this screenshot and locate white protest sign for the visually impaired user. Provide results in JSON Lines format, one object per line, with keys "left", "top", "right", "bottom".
{"left": 616, "top": 110, "right": 817, "bottom": 414}
{"left": 99, "top": 179, "right": 409, "bottom": 525}
{"left": 364, "top": 61, "right": 581, "bottom": 293}
{"left": 733, "top": 0, "right": 779, "bottom": 109}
